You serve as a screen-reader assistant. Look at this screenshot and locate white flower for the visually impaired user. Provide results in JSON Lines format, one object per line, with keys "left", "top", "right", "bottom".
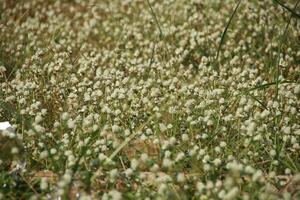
{"left": 39, "top": 151, "right": 48, "bottom": 159}
{"left": 162, "top": 158, "right": 172, "bottom": 168}
{"left": 108, "top": 190, "right": 122, "bottom": 200}
{"left": 220, "top": 141, "right": 227, "bottom": 148}
{"left": 213, "top": 158, "right": 222, "bottom": 166}
{"left": 40, "top": 178, "right": 48, "bottom": 190}
{"left": 11, "top": 147, "right": 19, "bottom": 154}
{"left": 50, "top": 148, "right": 57, "bottom": 155}
{"left": 252, "top": 170, "right": 263, "bottom": 182}
{"left": 35, "top": 114, "right": 43, "bottom": 124}
{"left": 177, "top": 173, "right": 185, "bottom": 183}
{"left": 140, "top": 153, "right": 149, "bottom": 163}
{"left": 158, "top": 184, "right": 167, "bottom": 195}
{"left": 175, "top": 152, "right": 185, "bottom": 162}
{"left": 270, "top": 149, "right": 276, "bottom": 157}
{"left": 196, "top": 182, "right": 205, "bottom": 192}
{"left": 67, "top": 119, "right": 75, "bottom": 129}
{"left": 63, "top": 173, "right": 72, "bottom": 184}
{"left": 112, "top": 125, "right": 120, "bottom": 133}
{"left": 61, "top": 112, "right": 69, "bottom": 121}
{"left": 182, "top": 133, "right": 189, "bottom": 141}
{"left": 150, "top": 164, "right": 159, "bottom": 172}
{"left": 79, "top": 194, "right": 92, "bottom": 200}
{"left": 130, "top": 159, "right": 139, "bottom": 170}
{"left": 224, "top": 187, "right": 239, "bottom": 200}
{"left": 159, "top": 123, "right": 167, "bottom": 132}
{"left": 125, "top": 168, "right": 133, "bottom": 177}
{"left": 110, "top": 169, "right": 119, "bottom": 180}
{"left": 294, "top": 85, "right": 300, "bottom": 94}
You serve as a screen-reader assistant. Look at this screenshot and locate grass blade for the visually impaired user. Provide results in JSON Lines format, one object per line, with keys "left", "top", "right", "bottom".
{"left": 273, "top": 0, "right": 300, "bottom": 19}
{"left": 274, "top": 0, "right": 300, "bottom": 100}
{"left": 246, "top": 93, "right": 268, "bottom": 110}
{"left": 146, "top": 0, "right": 164, "bottom": 39}
{"left": 216, "top": 0, "right": 242, "bottom": 60}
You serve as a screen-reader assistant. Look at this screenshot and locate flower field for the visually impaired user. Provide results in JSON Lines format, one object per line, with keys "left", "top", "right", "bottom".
{"left": 0, "top": 0, "right": 300, "bottom": 199}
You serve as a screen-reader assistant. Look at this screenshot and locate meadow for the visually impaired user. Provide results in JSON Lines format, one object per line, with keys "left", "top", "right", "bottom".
{"left": 0, "top": 0, "right": 300, "bottom": 199}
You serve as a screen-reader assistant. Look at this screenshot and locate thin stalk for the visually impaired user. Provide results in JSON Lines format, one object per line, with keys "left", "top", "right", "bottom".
{"left": 274, "top": 0, "right": 299, "bottom": 159}
{"left": 216, "top": 0, "right": 242, "bottom": 61}
{"left": 146, "top": 0, "right": 163, "bottom": 39}
{"left": 275, "top": 0, "right": 300, "bottom": 101}
{"left": 273, "top": 0, "right": 300, "bottom": 19}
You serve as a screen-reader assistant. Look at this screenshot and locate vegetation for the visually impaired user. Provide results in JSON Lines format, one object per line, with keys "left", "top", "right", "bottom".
{"left": 0, "top": 0, "right": 299, "bottom": 199}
